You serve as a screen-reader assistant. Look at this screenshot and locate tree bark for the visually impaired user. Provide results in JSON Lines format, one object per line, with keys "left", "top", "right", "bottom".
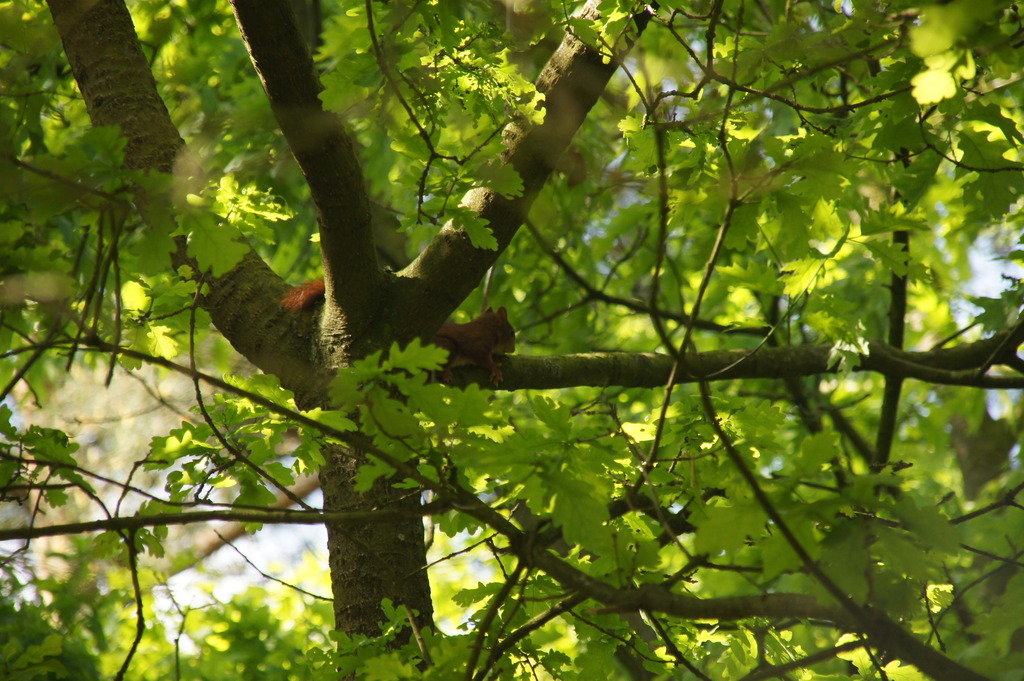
{"left": 320, "top": 446, "right": 433, "bottom": 638}
{"left": 46, "top": 0, "right": 328, "bottom": 406}
{"left": 230, "top": 0, "right": 386, "bottom": 344}
{"left": 44, "top": 0, "right": 430, "bottom": 640}
{"left": 490, "top": 331, "right": 1024, "bottom": 390}
{"left": 47, "top": 0, "right": 182, "bottom": 173}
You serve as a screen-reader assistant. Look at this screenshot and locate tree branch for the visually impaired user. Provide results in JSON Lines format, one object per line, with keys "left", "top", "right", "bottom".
{"left": 483, "top": 331, "right": 1024, "bottom": 390}
{"left": 175, "top": 473, "right": 323, "bottom": 574}
{"left": 736, "top": 639, "right": 867, "bottom": 681}
{"left": 874, "top": 225, "right": 909, "bottom": 468}
{"left": 46, "top": 0, "right": 182, "bottom": 172}
{"left": 45, "top": 0, "right": 326, "bottom": 401}
{"left": 0, "top": 506, "right": 426, "bottom": 543}
{"left": 391, "top": 2, "right": 656, "bottom": 339}
{"left": 518, "top": 527, "right": 990, "bottom": 681}
{"left": 229, "top": 0, "right": 384, "bottom": 330}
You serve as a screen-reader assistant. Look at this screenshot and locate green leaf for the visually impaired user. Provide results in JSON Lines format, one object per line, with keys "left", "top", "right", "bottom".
{"left": 548, "top": 468, "right": 612, "bottom": 553}
{"left": 120, "top": 280, "right": 150, "bottom": 312}
{"left": 911, "top": 67, "right": 957, "bottom": 105}
{"left": 181, "top": 212, "right": 248, "bottom": 276}
{"left": 891, "top": 499, "right": 961, "bottom": 555}
{"left": 694, "top": 502, "right": 765, "bottom": 557}
{"left": 795, "top": 429, "right": 838, "bottom": 475}
{"left": 473, "top": 162, "right": 523, "bottom": 198}
{"left": 146, "top": 324, "right": 179, "bottom": 359}
{"left": 363, "top": 653, "right": 417, "bottom": 680}
{"left": 384, "top": 339, "right": 447, "bottom": 374}
{"left": 780, "top": 258, "right": 824, "bottom": 297}
{"left": 456, "top": 209, "right": 498, "bottom": 251}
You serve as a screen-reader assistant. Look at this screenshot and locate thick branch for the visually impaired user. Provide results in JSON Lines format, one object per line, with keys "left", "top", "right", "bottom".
{"left": 46, "top": 0, "right": 182, "bottom": 173}
{"left": 391, "top": 2, "right": 653, "bottom": 339}
{"left": 45, "top": 0, "right": 325, "bottom": 400}
{"left": 462, "top": 331, "right": 1024, "bottom": 390}
{"left": 230, "top": 0, "right": 384, "bottom": 329}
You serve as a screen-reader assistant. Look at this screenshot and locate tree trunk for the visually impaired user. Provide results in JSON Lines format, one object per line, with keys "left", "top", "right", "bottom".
{"left": 45, "top": 0, "right": 434, "bottom": 644}
{"left": 320, "top": 446, "right": 433, "bottom": 638}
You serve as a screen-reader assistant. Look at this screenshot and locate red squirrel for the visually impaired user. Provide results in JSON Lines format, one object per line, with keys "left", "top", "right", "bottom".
{"left": 281, "top": 279, "right": 327, "bottom": 312}
{"left": 281, "top": 280, "right": 515, "bottom": 384}
{"left": 433, "top": 306, "right": 516, "bottom": 384}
